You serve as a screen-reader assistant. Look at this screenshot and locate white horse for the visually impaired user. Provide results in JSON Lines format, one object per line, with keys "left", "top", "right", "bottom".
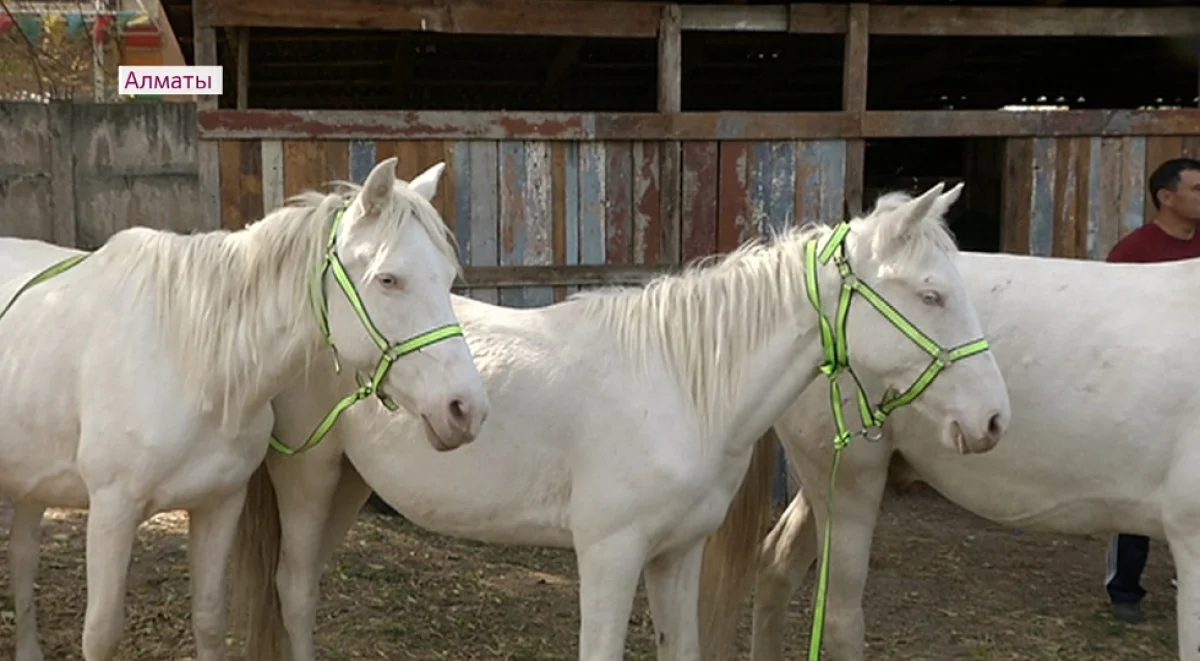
{"left": 705, "top": 249, "right": 1200, "bottom": 661}
{"left": 0, "top": 157, "right": 490, "bottom": 661}
{"left": 228, "top": 182, "right": 1012, "bottom": 661}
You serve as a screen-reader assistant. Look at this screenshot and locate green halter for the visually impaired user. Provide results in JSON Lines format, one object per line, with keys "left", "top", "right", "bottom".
{"left": 0, "top": 204, "right": 463, "bottom": 458}
{"left": 802, "top": 221, "right": 991, "bottom": 661}
{"left": 268, "top": 204, "right": 464, "bottom": 455}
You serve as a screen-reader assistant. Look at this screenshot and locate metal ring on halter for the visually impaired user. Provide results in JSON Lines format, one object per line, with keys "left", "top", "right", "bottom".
{"left": 864, "top": 426, "right": 883, "bottom": 442}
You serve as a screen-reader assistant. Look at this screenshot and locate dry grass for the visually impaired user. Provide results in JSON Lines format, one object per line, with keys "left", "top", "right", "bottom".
{"left": 0, "top": 489, "right": 1178, "bottom": 660}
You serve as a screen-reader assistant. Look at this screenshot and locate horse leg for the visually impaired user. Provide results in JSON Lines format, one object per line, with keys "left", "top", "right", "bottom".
{"left": 10, "top": 501, "right": 47, "bottom": 661}
{"left": 80, "top": 490, "right": 142, "bottom": 661}
{"left": 268, "top": 453, "right": 348, "bottom": 661}
{"left": 801, "top": 456, "right": 888, "bottom": 661}
{"left": 188, "top": 488, "right": 249, "bottom": 661}
{"left": 643, "top": 540, "right": 706, "bottom": 661}
{"left": 316, "top": 460, "right": 372, "bottom": 567}
{"left": 575, "top": 530, "right": 648, "bottom": 661}
{"left": 1166, "top": 519, "right": 1200, "bottom": 660}
{"left": 751, "top": 490, "right": 819, "bottom": 661}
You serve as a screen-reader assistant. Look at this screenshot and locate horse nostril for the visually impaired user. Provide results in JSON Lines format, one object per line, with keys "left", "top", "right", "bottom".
{"left": 988, "top": 413, "right": 1004, "bottom": 437}
{"left": 448, "top": 399, "right": 469, "bottom": 427}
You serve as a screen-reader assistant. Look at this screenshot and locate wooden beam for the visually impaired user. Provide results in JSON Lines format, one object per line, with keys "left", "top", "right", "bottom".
{"left": 658, "top": 4, "right": 682, "bottom": 113}
{"left": 842, "top": 3, "right": 868, "bottom": 218}
{"left": 788, "top": 3, "right": 846, "bottom": 34}
{"left": 203, "top": 0, "right": 662, "bottom": 36}
{"left": 868, "top": 5, "right": 1200, "bottom": 38}
{"left": 198, "top": 109, "right": 1200, "bottom": 141}
{"left": 456, "top": 264, "right": 672, "bottom": 289}
{"left": 680, "top": 4, "right": 788, "bottom": 32}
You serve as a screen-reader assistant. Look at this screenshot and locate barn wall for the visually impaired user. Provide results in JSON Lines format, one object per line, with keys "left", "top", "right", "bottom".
{"left": 0, "top": 102, "right": 204, "bottom": 249}
{"left": 1002, "top": 135, "right": 1200, "bottom": 260}
{"left": 214, "top": 137, "right": 849, "bottom": 306}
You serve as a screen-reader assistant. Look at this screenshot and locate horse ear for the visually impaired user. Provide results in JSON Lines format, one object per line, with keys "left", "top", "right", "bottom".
{"left": 359, "top": 157, "right": 399, "bottom": 217}
{"left": 934, "top": 181, "right": 964, "bottom": 217}
{"left": 877, "top": 182, "right": 944, "bottom": 251}
{"left": 407, "top": 161, "right": 445, "bottom": 202}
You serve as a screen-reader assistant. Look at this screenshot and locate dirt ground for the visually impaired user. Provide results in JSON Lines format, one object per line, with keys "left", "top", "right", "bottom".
{"left": 0, "top": 488, "right": 1179, "bottom": 661}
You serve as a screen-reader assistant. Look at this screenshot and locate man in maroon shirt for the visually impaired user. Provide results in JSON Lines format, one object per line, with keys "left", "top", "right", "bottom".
{"left": 1104, "top": 157, "right": 1200, "bottom": 624}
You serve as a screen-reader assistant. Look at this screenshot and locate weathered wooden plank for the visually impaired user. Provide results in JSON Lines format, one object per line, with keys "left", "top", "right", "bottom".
{"left": 199, "top": 109, "right": 1200, "bottom": 141}
{"left": 261, "top": 140, "right": 284, "bottom": 215}
{"left": 767, "top": 141, "right": 796, "bottom": 231}
{"left": 632, "top": 141, "right": 662, "bottom": 264}
{"left": 579, "top": 142, "right": 607, "bottom": 268}
{"left": 458, "top": 264, "right": 671, "bottom": 288}
{"left": 604, "top": 141, "right": 633, "bottom": 264}
{"left": 551, "top": 141, "right": 568, "bottom": 302}
{"left": 47, "top": 104, "right": 75, "bottom": 246}
{"left": 523, "top": 141, "right": 554, "bottom": 307}
{"left": 376, "top": 140, "right": 455, "bottom": 225}
{"left": 282, "top": 140, "right": 349, "bottom": 197}
{"left": 1085, "top": 137, "right": 1103, "bottom": 260}
{"left": 1028, "top": 138, "right": 1056, "bottom": 257}
{"left": 467, "top": 141, "right": 500, "bottom": 303}
{"left": 681, "top": 141, "right": 718, "bottom": 263}
{"left": 1143, "top": 135, "right": 1182, "bottom": 221}
{"left": 563, "top": 142, "right": 581, "bottom": 297}
{"left": 795, "top": 140, "right": 846, "bottom": 225}
{"left": 1051, "top": 138, "right": 1079, "bottom": 258}
{"left": 747, "top": 141, "right": 771, "bottom": 240}
{"left": 348, "top": 140, "right": 376, "bottom": 184}
{"left": 869, "top": 5, "right": 1200, "bottom": 37}
{"left": 451, "top": 141, "right": 473, "bottom": 263}
{"left": 205, "top": 0, "right": 662, "bottom": 36}
{"left": 218, "top": 140, "right": 264, "bottom": 230}
{"left": 1118, "top": 136, "right": 1147, "bottom": 239}
{"left": 1095, "top": 138, "right": 1124, "bottom": 258}
{"left": 498, "top": 141, "right": 528, "bottom": 307}
{"left": 1072, "top": 138, "right": 1092, "bottom": 260}
{"left": 659, "top": 140, "right": 682, "bottom": 265}
{"left": 1001, "top": 138, "right": 1033, "bottom": 255}
{"left": 717, "top": 141, "right": 751, "bottom": 252}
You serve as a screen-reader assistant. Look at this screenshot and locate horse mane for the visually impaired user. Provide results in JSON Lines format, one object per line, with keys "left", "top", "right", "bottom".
{"left": 92, "top": 178, "right": 460, "bottom": 420}
{"left": 569, "top": 189, "right": 958, "bottom": 443}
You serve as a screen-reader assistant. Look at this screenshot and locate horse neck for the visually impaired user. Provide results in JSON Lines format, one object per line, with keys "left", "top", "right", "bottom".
{"left": 112, "top": 202, "right": 334, "bottom": 426}
{"left": 577, "top": 228, "right": 840, "bottom": 459}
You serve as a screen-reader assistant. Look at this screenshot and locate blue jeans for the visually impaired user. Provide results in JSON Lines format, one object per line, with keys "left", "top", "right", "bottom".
{"left": 1106, "top": 534, "right": 1149, "bottom": 605}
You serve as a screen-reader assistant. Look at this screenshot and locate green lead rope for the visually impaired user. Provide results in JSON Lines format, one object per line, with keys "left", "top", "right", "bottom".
{"left": 0, "top": 206, "right": 464, "bottom": 458}
{"left": 802, "top": 223, "right": 991, "bottom": 661}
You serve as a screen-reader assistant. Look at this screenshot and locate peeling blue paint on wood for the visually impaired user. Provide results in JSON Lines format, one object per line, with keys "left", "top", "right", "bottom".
{"left": 1029, "top": 138, "right": 1055, "bottom": 257}
{"left": 579, "top": 142, "right": 607, "bottom": 273}
{"left": 348, "top": 141, "right": 376, "bottom": 185}
{"left": 499, "top": 140, "right": 528, "bottom": 308}
{"left": 468, "top": 141, "right": 500, "bottom": 303}
{"left": 565, "top": 142, "right": 581, "bottom": 297}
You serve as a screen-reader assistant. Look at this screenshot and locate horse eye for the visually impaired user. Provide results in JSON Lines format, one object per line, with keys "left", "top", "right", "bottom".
{"left": 920, "top": 290, "right": 944, "bottom": 307}
{"left": 377, "top": 273, "right": 402, "bottom": 290}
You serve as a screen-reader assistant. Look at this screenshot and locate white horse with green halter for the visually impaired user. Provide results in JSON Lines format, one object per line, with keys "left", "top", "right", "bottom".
{"left": 0, "top": 157, "right": 490, "bottom": 661}
{"left": 697, "top": 248, "right": 1200, "bottom": 661}
{"left": 228, "top": 182, "right": 1011, "bottom": 661}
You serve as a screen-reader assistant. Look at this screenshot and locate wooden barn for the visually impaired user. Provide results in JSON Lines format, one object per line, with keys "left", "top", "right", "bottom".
{"left": 159, "top": 0, "right": 1200, "bottom": 298}
{"left": 147, "top": 0, "right": 1200, "bottom": 502}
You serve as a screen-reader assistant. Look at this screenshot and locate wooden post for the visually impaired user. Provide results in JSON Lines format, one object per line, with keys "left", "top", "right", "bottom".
{"left": 843, "top": 3, "right": 869, "bottom": 218}
{"left": 236, "top": 27, "right": 249, "bottom": 110}
{"left": 658, "top": 4, "right": 682, "bottom": 113}
{"left": 193, "top": 3, "right": 223, "bottom": 231}
{"left": 658, "top": 4, "right": 683, "bottom": 266}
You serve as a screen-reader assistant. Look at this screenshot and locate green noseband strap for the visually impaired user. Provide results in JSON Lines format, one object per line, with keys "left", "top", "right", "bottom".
{"left": 269, "top": 205, "right": 465, "bottom": 456}
{"left": 803, "top": 222, "right": 991, "bottom": 661}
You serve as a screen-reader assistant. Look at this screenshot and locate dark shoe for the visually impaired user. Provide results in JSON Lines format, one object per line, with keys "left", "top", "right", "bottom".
{"left": 1111, "top": 601, "right": 1144, "bottom": 624}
